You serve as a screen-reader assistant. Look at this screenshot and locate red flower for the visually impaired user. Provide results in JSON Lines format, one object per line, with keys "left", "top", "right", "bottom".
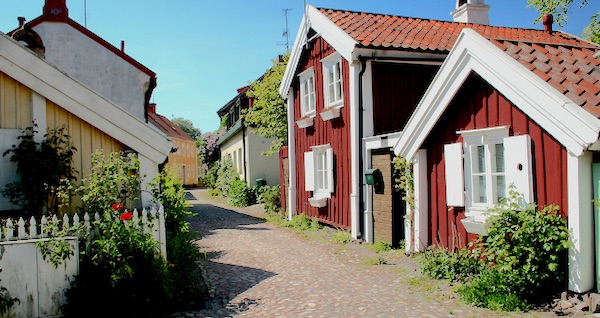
{"left": 112, "top": 203, "right": 124, "bottom": 211}
{"left": 120, "top": 211, "right": 133, "bottom": 221}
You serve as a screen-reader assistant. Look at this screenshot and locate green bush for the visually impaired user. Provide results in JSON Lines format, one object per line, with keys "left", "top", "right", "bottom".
{"left": 417, "top": 189, "right": 569, "bottom": 312}
{"left": 260, "top": 185, "right": 281, "bottom": 213}
{"left": 64, "top": 151, "right": 206, "bottom": 316}
{"left": 417, "top": 246, "right": 485, "bottom": 283}
{"left": 201, "top": 163, "right": 219, "bottom": 189}
{"left": 2, "top": 125, "right": 77, "bottom": 216}
{"left": 215, "top": 157, "right": 237, "bottom": 196}
{"left": 228, "top": 179, "right": 255, "bottom": 207}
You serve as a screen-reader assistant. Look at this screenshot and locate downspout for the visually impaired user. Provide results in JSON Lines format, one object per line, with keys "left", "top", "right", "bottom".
{"left": 144, "top": 76, "right": 157, "bottom": 123}
{"left": 242, "top": 118, "right": 248, "bottom": 184}
{"left": 358, "top": 57, "right": 368, "bottom": 240}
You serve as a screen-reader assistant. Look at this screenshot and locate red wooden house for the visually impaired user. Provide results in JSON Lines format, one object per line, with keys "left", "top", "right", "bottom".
{"left": 281, "top": 1, "right": 600, "bottom": 292}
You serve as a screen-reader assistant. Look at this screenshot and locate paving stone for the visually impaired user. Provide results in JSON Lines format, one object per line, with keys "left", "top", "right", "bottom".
{"left": 173, "top": 189, "right": 559, "bottom": 318}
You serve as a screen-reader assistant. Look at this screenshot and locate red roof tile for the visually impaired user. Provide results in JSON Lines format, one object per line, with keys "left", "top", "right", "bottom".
{"left": 317, "top": 7, "right": 600, "bottom": 118}
{"left": 148, "top": 113, "right": 194, "bottom": 142}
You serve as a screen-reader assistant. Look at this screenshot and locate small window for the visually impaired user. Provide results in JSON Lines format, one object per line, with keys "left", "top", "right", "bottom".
{"left": 444, "top": 126, "right": 534, "bottom": 234}
{"left": 299, "top": 68, "right": 316, "bottom": 117}
{"left": 304, "top": 144, "right": 334, "bottom": 207}
{"left": 321, "top": 53, "right": 343, "bottom": 108}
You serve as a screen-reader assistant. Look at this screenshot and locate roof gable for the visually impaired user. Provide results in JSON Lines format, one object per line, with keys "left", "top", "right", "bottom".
{"left": 394, "top": 29, "right": 600, "bottom": 158}
{"left": 10, "top": 15, "right": 155, "bottom": 77}
{"left": 149, "top": 113, "right": 195, "bottom": 142}
{"left": 0, "top": 32, "right": 171, "bottom": 162}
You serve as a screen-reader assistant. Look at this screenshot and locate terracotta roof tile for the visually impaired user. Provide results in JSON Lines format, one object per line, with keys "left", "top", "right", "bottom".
{"left": 148, "top": 113, "right": 195, "bottom": 142}
{"left": 315, "top": 7, "right": 600, "bottom": 117}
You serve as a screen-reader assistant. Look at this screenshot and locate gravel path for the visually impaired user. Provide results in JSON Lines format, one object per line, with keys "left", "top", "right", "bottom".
{"left": 173, "top": 189, "right": 562, "bottom": 318}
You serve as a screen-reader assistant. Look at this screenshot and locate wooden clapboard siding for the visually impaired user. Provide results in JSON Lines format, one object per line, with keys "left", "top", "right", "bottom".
{"left": 293, "top": 37, "right": 351, "bottom": 229}
{"left": 372, "top": 63, "right": 438, "bottom": 135}
{"left": 422, "top": 73, "right": 568, "bottom": 249}
{"left": 46, "top": 100, "right": 123, "bottom": 183}
{"left": 0, "top": 72, "right": 32, "bottom": 129}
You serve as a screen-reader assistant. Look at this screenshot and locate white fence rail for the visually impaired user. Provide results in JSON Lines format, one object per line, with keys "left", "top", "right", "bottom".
{"left": 0, "top": 205, "right": 167, "bottom": 318}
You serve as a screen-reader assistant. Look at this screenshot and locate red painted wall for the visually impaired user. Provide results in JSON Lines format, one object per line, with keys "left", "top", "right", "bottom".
{"left": 372, "top": 63, "right": 439, "bottom": 135}
{"left": 292, "top": 37, "right": 352, "bottom": 229}
{"left": 423, "top": 73, "right": 568, "bottom": 249}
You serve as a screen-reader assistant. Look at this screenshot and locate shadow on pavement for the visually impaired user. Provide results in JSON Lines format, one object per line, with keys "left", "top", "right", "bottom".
{"left": 187, "top": 204, "right": 266, "bottom": 239}
{"left": 202, "top": 261, "right": 276, "bottom": 311}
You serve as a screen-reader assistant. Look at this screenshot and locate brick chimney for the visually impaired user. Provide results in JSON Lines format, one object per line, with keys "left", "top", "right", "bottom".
{"left": 43, "top": 0, "right": 68, "bottom": 19}
{"left": 451, "top": 0, "right": 490, "bottom": 25}
{"left": 147, "top": 103, "right": 157, "bottom": 114}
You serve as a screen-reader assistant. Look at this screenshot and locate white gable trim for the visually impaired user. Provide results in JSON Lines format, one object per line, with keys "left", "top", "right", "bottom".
{"left": 0, "top": 33, "right": 172, "bottom": 163}
{"left": 394, "top": 28, "right": 600, "bottom": 159}
{"left": 280, "top": 5, "right": 357, "bottom": 97}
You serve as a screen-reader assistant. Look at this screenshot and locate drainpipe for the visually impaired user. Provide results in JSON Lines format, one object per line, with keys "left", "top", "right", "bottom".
{"left": 144, "top": 76, "right": 157, "bottom": 123}
{"left": 358, "top": 57, "right": 368, "bottom": 241}
{"left": 242, "top": 117, "right": 248, "bottom": 184}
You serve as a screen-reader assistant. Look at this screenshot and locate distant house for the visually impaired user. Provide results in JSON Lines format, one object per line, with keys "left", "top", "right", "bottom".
{"left": 2, "top": 0, "right": 172, "bottom": 208}
{"left": 217, "top": 85, "right": 279, "bottom": 187}
{"left": 148, "top": 103, "right": 198, "bottom": 186}
{"left": 0, "top": 32, "right": 171, "bottom": 210}
{"left": 281, "top": 1, "right": 600, "bottom": 293}
{"left": 9, "top": 0, "right": 156, "bottom": 122}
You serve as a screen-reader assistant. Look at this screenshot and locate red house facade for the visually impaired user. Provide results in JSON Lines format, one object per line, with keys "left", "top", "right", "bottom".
{"left": 282, "top": 1, "right": 600, "bottom": 293}
{"left": 395, "top": 29, "right": 600, "bottom": 293}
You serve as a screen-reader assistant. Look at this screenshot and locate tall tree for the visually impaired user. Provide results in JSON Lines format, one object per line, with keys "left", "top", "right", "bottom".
{"left": 244, "top": 53, "right": 290, "bottom": 156}
{"left": 172, "top": 117, "right": 202, "bottom": 140}
{"left": 527, "top": 0, "right": 599, "bottom": 43}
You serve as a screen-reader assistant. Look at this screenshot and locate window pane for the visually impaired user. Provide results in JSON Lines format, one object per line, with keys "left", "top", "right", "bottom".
{"left": 495, "top": 144, "right": 504, "bottom": 173}
{"left": 478, "top": 175, "right": 487, "bottom": 203}
{"left": 495, "top": 175, "right": 506, "bottom": 201}
{"left": 476, "top": 145, "right": 486, "bottom": 173}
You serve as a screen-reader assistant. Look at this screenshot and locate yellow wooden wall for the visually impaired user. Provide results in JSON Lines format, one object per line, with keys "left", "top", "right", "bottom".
{"left": 0, "top": 72, "right": 32, "bottom": 129}
{"left": 46, "top": 100, "right": 123, "bottom": 182}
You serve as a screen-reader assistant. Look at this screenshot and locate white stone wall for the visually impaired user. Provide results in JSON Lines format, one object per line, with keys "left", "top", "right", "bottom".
{"left": 32, "top": 22, "right": 151, "bottom": 120}
{"left": 245, "top": 129, "right": 280, "bottom": 187}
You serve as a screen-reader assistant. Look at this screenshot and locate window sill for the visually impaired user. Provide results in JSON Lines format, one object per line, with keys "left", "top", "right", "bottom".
{"left": 460, "top": 216, "right": 491, "bottom": 236}
{"left": 308, "top": 194, "right": 329, "bottom": 208}
{"left": 320, "top": 106, "right": 342, "bottom": 121}
{"left": 296, "top": 116, "right": 315, "bottom": 129}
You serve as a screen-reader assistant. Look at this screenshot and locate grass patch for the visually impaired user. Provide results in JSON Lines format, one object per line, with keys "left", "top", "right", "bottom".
{"left": 370, "top": 241, "right": 392, "bottom": 253}
{"left": 330, "top": 229, "right": 352, "bottom": 244}
{"left": 283, "top": 214, "right": 321, "bottom": 232}
{"left": 362, "top": 256, "right": 388, "bottom": 265}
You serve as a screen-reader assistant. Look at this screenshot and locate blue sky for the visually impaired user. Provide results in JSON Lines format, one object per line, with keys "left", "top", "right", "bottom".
{"left": 1, "top": 1, "right": 598, "bottom": 133}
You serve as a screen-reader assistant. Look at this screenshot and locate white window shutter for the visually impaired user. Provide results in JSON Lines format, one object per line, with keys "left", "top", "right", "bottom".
{"left": 326, "top": 147, "right": 334, "bottom": 193}
{"left": 444, "top": 142, "right": 465, "bottom": 206}
{"left": 304, "top": 151, "right": 315, "bottom": 191}
{"left": 504, "top": 135, "right": 534, "bottom": 204}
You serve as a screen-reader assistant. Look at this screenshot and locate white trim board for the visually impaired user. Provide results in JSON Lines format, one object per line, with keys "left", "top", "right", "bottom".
{"left": 394, "top": 28, "right": 600, "bottom": 159}
{"left": 0, "top": 32, "right": 172, "bottom": 163}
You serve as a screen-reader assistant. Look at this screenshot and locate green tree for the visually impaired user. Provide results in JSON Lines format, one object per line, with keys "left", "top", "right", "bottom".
{"left": 172, "top": 117, "right": 202, "bottom": 140}
{"left": 527, "top": 0, "right": 599, "bottom": 43}
{"left": 244, "top": 53, "right": 290, "bottom": 156}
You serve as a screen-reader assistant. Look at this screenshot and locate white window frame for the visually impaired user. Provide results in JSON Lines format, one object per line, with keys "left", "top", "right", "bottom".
{"left": 444, "top": 126, "right": 534, "bottom": 234}
{"left": 304, "top": 144, "right": 334, "bottom": 207}
{"left": 321, "top": 53, "right": 343, "bottom": 109}
{"left": 298, "top": 67, "right": 316, "bottom": 117}
{"left": 459, "top": 126, "right": 509, "bottom": 218}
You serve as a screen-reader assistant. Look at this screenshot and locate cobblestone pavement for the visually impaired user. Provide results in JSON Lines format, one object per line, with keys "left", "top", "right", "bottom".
{"left": 173, "top": 189, "right": 565, "bottom": 318}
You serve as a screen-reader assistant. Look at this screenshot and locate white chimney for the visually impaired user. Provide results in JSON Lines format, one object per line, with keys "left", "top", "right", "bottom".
{"left": 451, "top": 0, "right": 490, "bottom": 25}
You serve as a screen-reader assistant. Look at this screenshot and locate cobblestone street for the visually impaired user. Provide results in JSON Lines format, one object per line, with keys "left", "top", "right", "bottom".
{"left": 173, "top": 189, "right": 559, "bottom": 318}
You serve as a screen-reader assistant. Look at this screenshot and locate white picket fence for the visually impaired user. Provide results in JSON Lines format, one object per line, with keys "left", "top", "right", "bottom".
{"left": 0, "top": 205, "right": 167, "bottom": 257}
{"left": 0, "top": 205, "right": 167, "bottom": 318}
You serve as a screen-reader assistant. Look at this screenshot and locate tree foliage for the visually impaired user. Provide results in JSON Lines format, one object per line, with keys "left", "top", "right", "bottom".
{"left": 527, "top": 0, "right": 599, "bottom": 43}
{"left": 244, "top": 53, "right": 290, "bottom": 156}
{"left": 172, "top": 117, "right": 202, "bottom": 140}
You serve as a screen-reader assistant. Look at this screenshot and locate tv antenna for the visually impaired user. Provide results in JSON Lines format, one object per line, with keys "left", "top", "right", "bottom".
{"left": 278, "top": 8, "right": 292, "bottom": 52}
{"left": 84, "top": 0, "right": 87, "bottom": 28}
